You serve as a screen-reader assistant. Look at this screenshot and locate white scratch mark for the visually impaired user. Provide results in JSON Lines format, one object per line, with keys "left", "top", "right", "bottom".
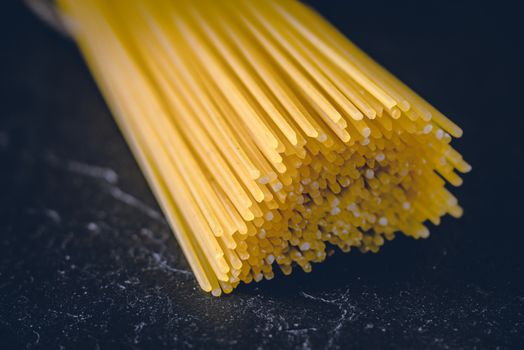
{"left": 32, "top": 330, "right": 40, "bottom": 345}
{"left": 301, "top": 289, "right": 357, "bottom": 348}
{"left": 46, "top": 153, "right": 118, "bottom": 184}
{"left": 44, "top": 209, "right": 61, "bottom": 223}
{"left": 108, "top": 186, "right": 163, "bottom": 221}
{"left": 45, "top": 152, "right": 165, "bottom": 223}
{"left": 65, "top": 160, "right": 118, "bottom": 184}
{"left": 301, "top": 292, "right": 339, "bottom": 305}
{"left": 152, "top": 252, "right": 192, "bottom": 276}
{"left": 285, "top": 327, "right": 318, "bottom": 335}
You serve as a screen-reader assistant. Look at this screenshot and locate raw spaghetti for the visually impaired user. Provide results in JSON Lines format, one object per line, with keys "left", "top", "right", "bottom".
{"left": 57, "top": 0, "right": 470, "bottom": 296}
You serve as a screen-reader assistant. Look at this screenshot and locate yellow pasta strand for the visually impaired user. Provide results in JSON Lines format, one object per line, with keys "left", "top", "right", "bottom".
{"left": 57, "top": 0, "right": 470, "bottom": 296}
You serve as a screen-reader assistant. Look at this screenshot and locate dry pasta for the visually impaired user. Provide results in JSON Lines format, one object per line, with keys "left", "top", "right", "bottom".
{"left": 57, "top": 0, "right": 470, "bottom": 296}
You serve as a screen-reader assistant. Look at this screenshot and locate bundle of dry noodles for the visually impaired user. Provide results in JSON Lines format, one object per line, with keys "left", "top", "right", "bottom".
{"left": 57, "top": 0, "right": 470, "bottom": 295}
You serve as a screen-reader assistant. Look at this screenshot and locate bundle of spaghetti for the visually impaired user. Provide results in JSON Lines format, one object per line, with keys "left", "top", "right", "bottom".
{"left": 57, "top": 0, "right": 470, "bottom": 296}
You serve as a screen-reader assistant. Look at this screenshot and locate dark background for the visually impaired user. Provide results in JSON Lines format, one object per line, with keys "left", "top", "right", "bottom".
{"left": 1, "top": 0, "right": 523, "bottom": 349}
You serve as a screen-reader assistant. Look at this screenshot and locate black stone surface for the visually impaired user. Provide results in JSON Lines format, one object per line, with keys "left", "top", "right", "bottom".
{"left": 1, "top": 1, "right": 523, "bottom": 349}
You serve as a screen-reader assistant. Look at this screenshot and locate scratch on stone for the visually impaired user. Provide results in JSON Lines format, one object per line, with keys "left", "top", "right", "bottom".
{"left": 60, "top": 232, "right": 74, "bottom": 249}
{"left": 46, "top": 152, "right": 118, "bottom": 184}
{"left": 133, "top": 322, "right": 147, "bottom": 343}
{"left": 284, "top": 327, "right": 316, "bottom": 350}
{"left": 45, "top": 152, "right": 165, "bottom": 223}
{"left": 32, "top": 330, "right": 40, "bottom": 345}
{"left": 67, "top": 159, "right": 118, "bottom": 184}
{"left": 285, "top": 327, "right": 318, "bottom": 335}
{"left": 44, "top": 209, "right": 61, "bottom": 223}
{"left": 301, "top": 292, "right": 339, "bottom": 305}
{"left": 152, "top": 252, "right": 192, "bottom": 276}
{"left": 108, "top": 186, "right": 163, "bottom": 221}
{"left": 134, "top": 321, "right": 146, "bottom": 332}
{"left": 301, "top": 289, "right": 357, "bottom": 348}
